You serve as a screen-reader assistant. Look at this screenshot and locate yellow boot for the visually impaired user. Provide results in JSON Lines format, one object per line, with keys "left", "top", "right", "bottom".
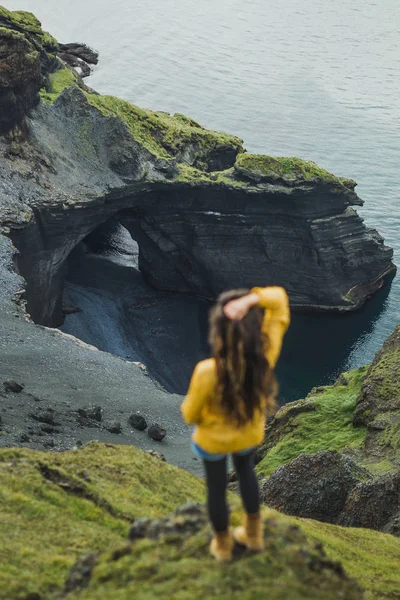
{"left": 209, "top": 529, "right": 234, "bottom": 563}
{"left": 233, "top": 512, "right": 264, "bottom": 552}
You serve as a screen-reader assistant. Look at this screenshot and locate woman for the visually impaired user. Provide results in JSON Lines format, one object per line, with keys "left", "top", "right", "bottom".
{"left": 181, "top": 286, "right": 290, "bottom": 562}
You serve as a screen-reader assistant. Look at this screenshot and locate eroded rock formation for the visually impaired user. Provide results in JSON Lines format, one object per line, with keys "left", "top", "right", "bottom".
{"left": 0, "top": 7, "right": 395, "bottom": 329}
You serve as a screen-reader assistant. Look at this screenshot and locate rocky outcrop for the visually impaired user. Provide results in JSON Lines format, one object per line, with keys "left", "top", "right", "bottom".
{"left": 257, "top": 328, "right": 400, "bottom": 534}
{"left": 261, "top": 449, "right": 400, "bottom": 536}
{"left": 0, "top": 7, "right": 58, "bottom": 134}
{"left": 260, "top": 450, "right": 371, "bottom": 523}
{"left": 338, "top": 471, "right": 400, "bottom": 535}
{"left": 0, "top": 7, "right": 395, "bottom": 328}
{"left": 57, "top": 42, "right": 98, "bottom": 78}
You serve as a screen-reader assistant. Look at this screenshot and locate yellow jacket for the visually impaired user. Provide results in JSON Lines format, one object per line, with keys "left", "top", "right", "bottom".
{"left": 181, "top": 287, "right": 290, "bottom": 454}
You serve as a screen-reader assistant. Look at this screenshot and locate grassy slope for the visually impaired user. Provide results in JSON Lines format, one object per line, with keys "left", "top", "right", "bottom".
{"left": 257, "top": 367, "right": 368, "bottom": 477}
{"left": 1, "top": 442, "right": 400, "bottom": 600}
{"left": 0, "top": 443, "right": 204, "bottom": 600}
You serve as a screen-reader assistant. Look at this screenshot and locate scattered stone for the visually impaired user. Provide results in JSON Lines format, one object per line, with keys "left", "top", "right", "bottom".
{"left": 43, "top": 438, "right": 55, "bottom": 448}
{"left": 105, "top": 420, "right": 122, "bottom": 434}
{"left": 18, "top": 432, "right": 30, "bottom": 443}
{"left": 174, "top": 502, "right": 204, "bottom": 516}
{"left": 64, "top": 553, "right": 98, "bottom": 593}
{"left": 145, "top": 450, "right": 166, "bottom": 462}
{"left": 128, "top": 518, "right": 152, "bottom": 541}
{"left": 3, "top": 380, "right": 24, "bottom": 393}
{"left": 29, "top": 408, "right": 59, "bottom": 425}
{"left": 129, "top": 504, "right": 207, "bottom": 542}
{"left": 128, "top": 413, "right": 147, "bottom": 431}
{"left": 41, "top": 424, "right": 59, "bottom": 434}
{"left": 78, "top": 405, "right": 103, "bottom": 422}
{"left": 148, "top": 424, "right": 166, "bottom": 442}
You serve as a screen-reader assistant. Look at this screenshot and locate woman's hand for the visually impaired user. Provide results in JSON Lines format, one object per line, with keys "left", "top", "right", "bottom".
{"left": 223, "top": 293, "right": 260, "bottom": 320}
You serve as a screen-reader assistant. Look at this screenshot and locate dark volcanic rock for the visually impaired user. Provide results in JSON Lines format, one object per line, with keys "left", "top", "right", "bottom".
{"left": 338, "top": 471, "right": 400, "bottom": 535}
{"left": 0, "top": 28, "right": 42, "bottom": 134}
{"left": 128, "top": 413, "right": 147, "bottom": 431}
{"left": 260, "top": 450, "right": 371, "bottom": 523}
{"left": 29, "top": 407, "right": 59, "bottom": 425}
{"left": 148, "top": 424, "right": 166, "bottom": 442}
{"left": 58, "top": 43, "right": 99, "bottom": 65}
{"left": 105, "top": 420, "right": 122, "bottom": 434}
{"left": 57, "top": 44, "right": 98, "bottom": 79}
{"left": 3, "top": 379, "right": 24, "bottom": 393}
{"left": 78, "top": 405, "right": 103, "bottom": 422}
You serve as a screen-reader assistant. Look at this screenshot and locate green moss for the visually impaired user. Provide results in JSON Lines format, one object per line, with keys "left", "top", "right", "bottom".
{"left": 364, "top": 346, "right": 400, "bottom": 405}
{"left": 2, "top": 442, "right": 400, "bottom": 600}
{"left": 0, "top": 443, "right": 204, "bottom": 600}
{"left": 257, "top": 367, "right": 368, "bottom": 477}
{"left": 40, "top": 64, "right": 79, "bottom": 103}
{"left": 296, "top": 514, "right": 400, "bottom": 600}
{"left": 0, "top": 6, "right": 58, "bottom": 49}
{"left": 68, "top": 514, "right": 361, "bottom": 600}
{"left": 235, "top": 153, "right": 348, "bottom": 187}
{"left": 84, "top": 93, "right": 243, "bottom": 162}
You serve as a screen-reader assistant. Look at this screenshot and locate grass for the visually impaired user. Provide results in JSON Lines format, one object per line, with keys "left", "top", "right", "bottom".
{"left": 234, "top": 153, "right": 352, "bottom": 187}
{"left": 297, "top": 515, "right": 400, "bottom": 600}
{"left": 40, "top": 63, "right": 80, "bottom": 103}
{"left": 84, "top": 93, "right": 243, "bottom": 163}
{"left": 1, "top": 442, "right": 400, "bottom": 600}
{"left": 0, "top": 443, "right": 204, "bottom": 600}
{"left": 256, "top": 367, "right": 369, "bottom": 477}
{"left": 35, "top": 63, "right": 243, "bottom": 166}
{"left": 0, "top": 5, "right": 58, "bottom": 49}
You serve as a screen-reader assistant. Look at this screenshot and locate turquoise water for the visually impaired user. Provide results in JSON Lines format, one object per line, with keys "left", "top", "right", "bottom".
{"left": 5, "top": 0, "right": 400, "bottom": 399}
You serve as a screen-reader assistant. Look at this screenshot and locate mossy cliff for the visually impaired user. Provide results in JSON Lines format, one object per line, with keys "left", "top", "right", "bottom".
{"left": 0, "top": 5, "right": 395, "bottom": 325}
{"left": 0, "top": 6, "right": 58, "bottom": 133}
{"left": 2, "top": 442, "right": 400, "bottom": 600}
{"left": 255, "top": 325, "right": 400, "bottom": 537}
{"left": 257, "top": 325, "right": 400, "bottom": 479}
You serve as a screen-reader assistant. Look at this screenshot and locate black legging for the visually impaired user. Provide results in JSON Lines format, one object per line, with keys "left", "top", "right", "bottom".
{"left": 203, "top": 452, "right": 260, "bottom": 532}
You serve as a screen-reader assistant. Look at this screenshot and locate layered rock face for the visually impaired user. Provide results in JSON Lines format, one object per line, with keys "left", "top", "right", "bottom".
{"left": 0, "top": 7, "right": 395, "bottom": 327}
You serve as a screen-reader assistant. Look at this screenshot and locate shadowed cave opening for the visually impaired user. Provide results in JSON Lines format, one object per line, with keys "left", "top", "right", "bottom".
{"left": 60, "top": 217, "right": 211, "bottom": 394}
{"left": 59, "top": 215, "right": 393, "bottom": 402}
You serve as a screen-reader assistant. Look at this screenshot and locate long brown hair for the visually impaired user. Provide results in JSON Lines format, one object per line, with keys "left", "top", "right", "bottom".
{"left": 208, "top": 289, "right": 277, "bottom": 425}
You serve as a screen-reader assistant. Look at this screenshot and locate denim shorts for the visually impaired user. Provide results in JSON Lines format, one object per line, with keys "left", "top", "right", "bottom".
{"left": 191, "top": 441, "right": 255, "bottom": 461}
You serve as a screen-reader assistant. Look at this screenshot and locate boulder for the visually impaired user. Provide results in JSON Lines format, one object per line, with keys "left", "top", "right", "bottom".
{"left": 128, "top": 413, "right": 147, "bottom": 431}
{"left": 105, "top": 420, "right": 122, "bottom": 434}
{"left": 29, "top": 407, "right": 59, "bottom": 425}
{"left": 260, "top": 450, "right": 371, "bottom": 523}
{"left": 338, "top": 471, "right": 400, "bottom": 535}
{"left": 3, "top": 379, "right": 24, "bottom": 393}
{"left": 148, "top": 424, "right": 166, "bottom": 442}
{"left": 77, "top": 405, "right": 103, "bottom": 422}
